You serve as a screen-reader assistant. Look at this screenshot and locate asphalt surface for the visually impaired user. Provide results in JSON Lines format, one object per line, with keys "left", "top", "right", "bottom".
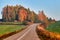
{"left": 3, "top": 24, "right": 40, "bottom": 40}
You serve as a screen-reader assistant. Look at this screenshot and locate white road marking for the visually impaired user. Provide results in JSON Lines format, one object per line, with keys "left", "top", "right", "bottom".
{"left": 17, "top": 26, "right": 32, "bottom": 40}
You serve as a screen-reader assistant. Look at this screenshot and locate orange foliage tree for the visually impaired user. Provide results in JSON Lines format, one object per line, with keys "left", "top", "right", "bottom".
{"left": 18, "top": 7, "right": 27, "bottom": 22}
{"left": 37, "top": 11, "right": 49, "bottom": 26}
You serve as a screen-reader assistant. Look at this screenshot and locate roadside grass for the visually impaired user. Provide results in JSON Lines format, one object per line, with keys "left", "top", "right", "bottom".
{"left": 45, "top": 21, "right": 60, "bottom": 34}
{"left": 36, "top": 21, "right": 60, "bottom": 40}
{"left": 0, "top": 22, "right": 23, "bottom": 25}
{"left": 0, "top": 25, "right": 25, "bottom": 35}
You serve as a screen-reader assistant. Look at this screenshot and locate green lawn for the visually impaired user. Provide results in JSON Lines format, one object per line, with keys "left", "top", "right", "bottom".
{"left": 0, "top": 25, "right": 25, "bottom": 35}
{"left": 45, "top": 21, "right": 60, "bottom": 34}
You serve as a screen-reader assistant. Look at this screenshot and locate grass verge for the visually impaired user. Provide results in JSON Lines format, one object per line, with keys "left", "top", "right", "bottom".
{"left": 36, "top": 27, "right": 60, "bottom": 40}
{"left": 0, "top": 25, "right": 27, "bottom": 39}
{"left": 45, "top": 21, "right": 60, "bottom": 34}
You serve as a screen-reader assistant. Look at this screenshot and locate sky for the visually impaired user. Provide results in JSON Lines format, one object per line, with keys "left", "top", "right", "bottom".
{"left": 0, "top": 0, "right": 60, "bottom": 20}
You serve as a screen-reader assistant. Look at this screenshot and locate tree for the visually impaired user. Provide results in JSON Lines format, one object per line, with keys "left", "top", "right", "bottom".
{"left": 37, "top": 11, "right": 49, "bottom": 26}
{"left": 18, "top": 7, "right": 27, "bottom": 22}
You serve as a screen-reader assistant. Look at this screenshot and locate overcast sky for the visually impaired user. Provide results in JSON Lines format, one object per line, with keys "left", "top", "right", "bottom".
{"left": 0, "top": 0, "right": 60, "bottom": 20}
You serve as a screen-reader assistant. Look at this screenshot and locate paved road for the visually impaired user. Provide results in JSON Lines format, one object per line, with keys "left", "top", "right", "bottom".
{"left": 3, "top": 24, "right": 40, "bottom": 40}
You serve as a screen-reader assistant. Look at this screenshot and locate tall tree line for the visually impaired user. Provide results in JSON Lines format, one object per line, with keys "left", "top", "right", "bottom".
{"left": 2, "top": 5, "right": 37, "bottom": 23}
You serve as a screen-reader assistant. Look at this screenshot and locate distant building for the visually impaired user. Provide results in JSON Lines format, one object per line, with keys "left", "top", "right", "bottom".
{"left": 0, "top": 19, "right": 3, "bottom": 22}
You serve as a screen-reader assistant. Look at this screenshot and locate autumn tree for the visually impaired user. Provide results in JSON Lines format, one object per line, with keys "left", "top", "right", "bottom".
{"left": 18, "top": 7, "right": 27, "bottom": 22}
{"left": 30, "top": 11, "right": 35, "bottom": 23}
{"left": 2, "top": 6, "right": 7, "bottom": 22}
{"left": 2, "top": 5, "right": 49, "bottom": 24}
{"left": 2, "top": 5, "right": 17, "bottom": 22}
{"left": 37, "top": 11, "right": 49, "bottom": 26}
{"left": 26, "top": 8, "right": 31, "bottom": 21}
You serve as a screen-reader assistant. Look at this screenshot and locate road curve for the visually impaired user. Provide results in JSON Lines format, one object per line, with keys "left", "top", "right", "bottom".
{"left": 3, "top": 24, "right": 40, "bottom": 40}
